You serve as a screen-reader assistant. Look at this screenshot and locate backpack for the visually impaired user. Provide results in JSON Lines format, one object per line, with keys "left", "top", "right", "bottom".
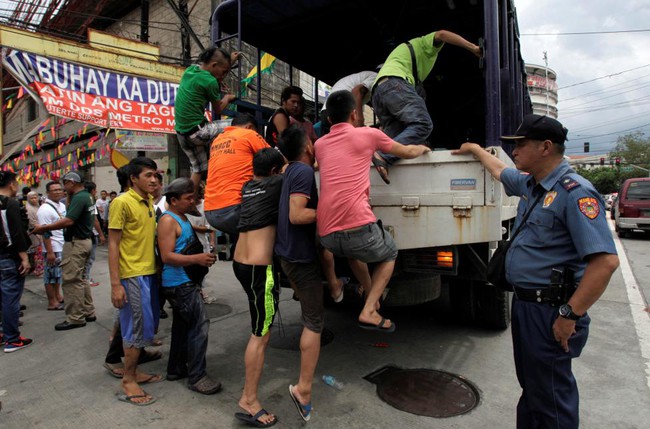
{"left": 0, "top": 195, "right": 30, "bottom": 251}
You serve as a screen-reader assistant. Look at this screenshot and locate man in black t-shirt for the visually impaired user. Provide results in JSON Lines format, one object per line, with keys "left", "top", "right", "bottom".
{"left": 33, "top": 171, "right": 96, "bottom": 331}
{"left": 265, "top": 86, "right": 302, "bottom": 147}
{"left": 0, "top": 172, "right": 32, "bottom": 352}
{"left": 232, "top": 148, "right": 285, "bottom": 427}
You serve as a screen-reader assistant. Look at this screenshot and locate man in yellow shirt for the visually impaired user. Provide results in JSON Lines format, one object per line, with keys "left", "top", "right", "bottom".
{"left": 108, "top": 157, "right": 163, "bottom": 406}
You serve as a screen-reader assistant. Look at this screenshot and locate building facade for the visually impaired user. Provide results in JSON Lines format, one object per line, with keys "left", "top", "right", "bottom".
{"left": 525, "top": 63, "right": 558, "bottom": 119}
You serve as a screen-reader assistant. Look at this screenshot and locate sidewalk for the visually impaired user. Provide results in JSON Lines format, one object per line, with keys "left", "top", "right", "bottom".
{"left": 0, "top": 246, "right": 314, "bottom": 428}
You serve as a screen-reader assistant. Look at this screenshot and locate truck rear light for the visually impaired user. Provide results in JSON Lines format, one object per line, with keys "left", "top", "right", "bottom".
{"left": 400, "top": 247, "right": 458, "bottom": 275}
{"left": 621, "top": 205, "right": 640, "bottom": 217}
{"left": 436, "top": 251, "right": 454, "bottom": 267}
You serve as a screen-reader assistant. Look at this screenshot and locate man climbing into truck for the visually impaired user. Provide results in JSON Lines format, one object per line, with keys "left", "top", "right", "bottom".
{"left": 371, "top": 29, "right": 481, "bottom": 183}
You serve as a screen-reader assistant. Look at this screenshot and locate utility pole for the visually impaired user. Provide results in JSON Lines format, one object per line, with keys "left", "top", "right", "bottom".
{"left": 543, "top": 51, "right": 549, "bottom": 116}
{"left": 141, "top": 0, "right": 149, "bottom": 43}
{"left": 179, "top": 0, "right": 191, "bottom": 66}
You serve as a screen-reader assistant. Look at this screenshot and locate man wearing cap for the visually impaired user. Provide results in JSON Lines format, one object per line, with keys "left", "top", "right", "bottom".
{"left": 33, "top": 172, "right": 97, "bottom": 331}
{"left": 452, "top": 114, "right": 619, "bottom": 429}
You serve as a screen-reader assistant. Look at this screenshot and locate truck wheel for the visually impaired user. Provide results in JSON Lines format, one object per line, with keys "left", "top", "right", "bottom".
{"left": 474, "top": 284, "right": 510, "bottom": 330}
{"left": 384, "top": 273, "right": 441, "bottom": 307}
{"left": 617, "top": 228, "right": 629, "bottom": 238}
{"left": 448, "top": 279, "right": 476, "bottom": 324}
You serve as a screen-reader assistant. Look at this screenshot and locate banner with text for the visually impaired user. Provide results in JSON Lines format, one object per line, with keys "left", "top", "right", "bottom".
{"left": 2, "top": 50, "right": 180, "bottom": 133}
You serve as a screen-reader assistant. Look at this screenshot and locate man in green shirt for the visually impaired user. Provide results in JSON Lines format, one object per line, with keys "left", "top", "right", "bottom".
{"left": 370, "top": 30, "right": 481, "bottom": 183}
{"left": 33, "top": 171, "right": 96, "bottom": 331}
{"left": 175, "top": 47, "right": 240, "bottom": 194}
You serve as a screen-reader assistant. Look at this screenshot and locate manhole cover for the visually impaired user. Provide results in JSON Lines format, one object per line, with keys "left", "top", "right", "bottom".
{"left": 269, "top": 325, "right": 334, "bottom": 350}
{"left": 364, "top": 365, "right": 480, "bottom": 418}
{"left": 205, "top": 303, "right": 232, "bottom": 320}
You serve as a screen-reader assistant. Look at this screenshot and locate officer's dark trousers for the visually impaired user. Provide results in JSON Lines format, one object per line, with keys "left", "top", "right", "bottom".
{"left": 512, "top": 298, "right": 590, "bottom": 429}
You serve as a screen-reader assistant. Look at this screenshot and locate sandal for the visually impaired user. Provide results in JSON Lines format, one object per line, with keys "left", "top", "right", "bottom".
{"left": 371, "top": 154, "right": 391, "bottom": 184}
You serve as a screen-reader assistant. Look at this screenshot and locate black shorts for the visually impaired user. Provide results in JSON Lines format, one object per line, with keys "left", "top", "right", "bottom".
{"left": 280, "top": 258, "right": 324, "bottom": 334}
{"left": 233, "top": 261, "right": 279, "bottom": 337}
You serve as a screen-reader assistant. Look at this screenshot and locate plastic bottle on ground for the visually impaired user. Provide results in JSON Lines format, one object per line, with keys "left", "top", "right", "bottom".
{"left": 322, "top": 375, "right": 344, "bottom": 390}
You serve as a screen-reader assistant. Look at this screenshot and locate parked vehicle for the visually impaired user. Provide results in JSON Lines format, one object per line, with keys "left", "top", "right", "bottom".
{"left": 212, "top": 0, "right": 531, "bottom": 329}
{"left": 614, "top": 178, "right": 650, "bottom": 237}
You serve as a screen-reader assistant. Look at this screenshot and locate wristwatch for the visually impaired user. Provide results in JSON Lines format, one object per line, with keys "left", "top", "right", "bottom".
{"left": 558, "top": 304, "right": 582, "bottom": 321}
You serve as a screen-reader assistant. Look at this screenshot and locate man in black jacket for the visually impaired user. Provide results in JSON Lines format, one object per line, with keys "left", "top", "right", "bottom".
{"left": 0, "top": 171, "right": 32, "bottom": 353}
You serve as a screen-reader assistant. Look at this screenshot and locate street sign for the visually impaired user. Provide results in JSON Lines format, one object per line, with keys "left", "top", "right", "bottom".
{"left": 621, "top": 167, "right": 633, "bottom": 172}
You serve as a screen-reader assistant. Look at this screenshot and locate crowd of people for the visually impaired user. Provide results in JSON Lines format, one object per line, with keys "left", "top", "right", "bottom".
{"left": 0, "top": 37, "right": 620, "bottom": 429}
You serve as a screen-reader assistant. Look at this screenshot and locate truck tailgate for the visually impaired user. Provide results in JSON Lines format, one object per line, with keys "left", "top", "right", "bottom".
{"left": 369, "top": 148, "right": 518, "bottom": 249}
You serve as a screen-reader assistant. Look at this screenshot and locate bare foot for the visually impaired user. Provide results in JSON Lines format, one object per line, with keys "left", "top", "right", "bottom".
{"left": 238, "top": 399, "right": 276, "bottom": 425}
{"left": 121, "top": 379, "right": 152, "bottom": 404}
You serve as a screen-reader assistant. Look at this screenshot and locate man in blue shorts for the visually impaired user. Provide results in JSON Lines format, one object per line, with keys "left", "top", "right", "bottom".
{"left": 37, "top": 181, "right": 66, "bottom": 310}
{"left": 108, "top": 157, "right": 163, "bottom": 406}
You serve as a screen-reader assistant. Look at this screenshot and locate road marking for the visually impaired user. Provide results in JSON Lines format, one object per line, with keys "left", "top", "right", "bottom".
{"left": 610, "top": 221, "right": 650, "bottom": 391}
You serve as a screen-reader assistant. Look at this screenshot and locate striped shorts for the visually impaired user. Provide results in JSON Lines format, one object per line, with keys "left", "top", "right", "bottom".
{"left": 119, "top": 274, "right": 159, "bottom": 348}
{"left": 232, "top": 261, "right": 279, "bottom": 337}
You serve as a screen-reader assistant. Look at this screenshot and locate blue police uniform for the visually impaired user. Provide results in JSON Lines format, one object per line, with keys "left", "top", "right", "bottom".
{"left": 500, "top": 160, "right": 617, "bottom": 429}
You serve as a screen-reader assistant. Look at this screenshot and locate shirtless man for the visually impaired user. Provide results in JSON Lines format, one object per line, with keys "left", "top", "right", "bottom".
{"left": 232, "top": 148, "right": 286, "bottom": 428}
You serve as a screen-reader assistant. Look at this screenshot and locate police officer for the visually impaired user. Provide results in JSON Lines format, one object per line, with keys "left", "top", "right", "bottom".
{"left": 453, "top": 114, "right": 619, "bottom": 429}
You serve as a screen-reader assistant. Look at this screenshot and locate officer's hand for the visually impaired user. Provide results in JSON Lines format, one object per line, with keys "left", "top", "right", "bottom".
{"left": 111, "top": 284, "right": 127, "bottom": 309}
{"left": 552, "top": 317, "right": 576, "bottom": 353}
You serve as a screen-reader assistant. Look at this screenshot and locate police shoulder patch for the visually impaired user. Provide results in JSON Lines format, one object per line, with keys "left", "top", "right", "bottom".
{"left": 561, "top": 175, "right": 581, "bottom": 192}
{"left": 578, "top": 197, "right": 600, "bottom": 219}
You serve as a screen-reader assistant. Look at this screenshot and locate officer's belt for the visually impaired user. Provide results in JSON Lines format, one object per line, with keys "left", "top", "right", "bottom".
{"left": 514, "top": 286, "right": 564, "bottom": 304}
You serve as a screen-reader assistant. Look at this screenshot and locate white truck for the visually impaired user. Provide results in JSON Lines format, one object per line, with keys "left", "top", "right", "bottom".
{"left": 212, "top": 0, "right": 531, "bottom": 328}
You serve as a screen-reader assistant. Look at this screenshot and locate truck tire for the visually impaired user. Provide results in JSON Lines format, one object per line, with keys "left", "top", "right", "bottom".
{"left": 448, "top": 279, "right": 476, "bottom": 324}
{"left": 474, "top": 284, "right": 511, "bottom": 330}
{"left": 384, "top": 273, "right": 441, "bottom": 307}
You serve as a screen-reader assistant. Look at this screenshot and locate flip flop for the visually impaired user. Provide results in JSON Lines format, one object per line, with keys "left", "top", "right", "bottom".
{"left": 358, "top": 317, "right": 396, "bottom": 333}
{"left": 289, "top": 384, "right": 312, "bottom": 422}
{"left": 371, "top": 155, "right": 391, "bottom": 184}
{"left": 47, "top": 304, "right": 64, "bottom": 311}
{"left": 103, "top": 362, "right": 124, "bottom": 379}
{"left": 116, "top": 392, "right": 157, "bottom": 406}
{"left": 234, "top": 409, "right": 278, "bottom": 428}
{"left": 140, "top": 374, "right": 165, "bottom": 384}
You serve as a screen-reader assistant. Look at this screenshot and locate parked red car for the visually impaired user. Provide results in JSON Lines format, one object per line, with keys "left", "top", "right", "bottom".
{"left": 614, "top": 178, "right": 650, "bottom": 237}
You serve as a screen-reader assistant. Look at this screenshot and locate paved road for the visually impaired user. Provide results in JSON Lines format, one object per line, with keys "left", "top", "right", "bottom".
{"left": 1, "top": 224, "right": 649, "bottom": 428}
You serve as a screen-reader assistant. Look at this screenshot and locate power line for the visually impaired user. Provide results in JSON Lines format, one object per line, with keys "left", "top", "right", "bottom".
{"left": 560, "top": 74, "right": 650, "bottom": 103}
{"left": 573, "top": 123, "right": 650, "bottom": 139}
{"left": 522, "top": 29, "right": 650, "bottom": 36}
{"left": 558, "top": 64, "right": 650, "bottom": 90}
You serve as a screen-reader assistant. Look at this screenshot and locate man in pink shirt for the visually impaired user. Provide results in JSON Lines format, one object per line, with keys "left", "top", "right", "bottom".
{"left": 315, "top": 90, "right": 430, "bottom": 332}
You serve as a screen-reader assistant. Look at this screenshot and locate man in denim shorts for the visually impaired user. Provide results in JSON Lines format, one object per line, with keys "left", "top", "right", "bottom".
{"left": 315, "top": 90, "right": 430, "bottom": 333}
{"left": 37, "top": 181, "right": 66, "bottom": 310}
{"left": 108, "top": 157, "right": 163, "bottom": 406}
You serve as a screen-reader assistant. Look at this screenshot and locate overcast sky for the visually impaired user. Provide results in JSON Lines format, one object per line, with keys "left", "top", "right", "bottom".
{"left": 515, "top": 0, "right": 650, "bottom": 156}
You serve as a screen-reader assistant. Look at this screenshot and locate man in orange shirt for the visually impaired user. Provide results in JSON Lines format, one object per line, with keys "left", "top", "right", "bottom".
{"left": 205, "top": 113, "right": 270, "bottom": 239}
